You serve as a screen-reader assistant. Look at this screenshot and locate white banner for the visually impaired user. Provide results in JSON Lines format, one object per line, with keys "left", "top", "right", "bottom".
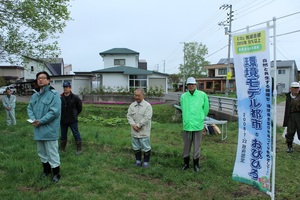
{"left": 232, "top": 27, "right": 272, "bottom": 193}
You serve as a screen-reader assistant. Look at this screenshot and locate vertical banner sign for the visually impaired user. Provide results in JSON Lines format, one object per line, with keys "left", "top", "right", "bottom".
{"left": 232, "top": 28, "right": 272, "bottom": 194}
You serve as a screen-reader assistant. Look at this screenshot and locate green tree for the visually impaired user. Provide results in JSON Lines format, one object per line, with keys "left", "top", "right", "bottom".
{"left": 178, "top": 42, "right": 210, "bottom": 78}
{"left": 0, "top": 0, "right": 71, "bottom": 64}
{"left": 0, "top": 76, "right": 6, "bottom": 86}
{"left": 168, "top": 73, "right": 180, "bottom": 91}
{"left": 168, "top": 74, "right": 180, "bottom": 84}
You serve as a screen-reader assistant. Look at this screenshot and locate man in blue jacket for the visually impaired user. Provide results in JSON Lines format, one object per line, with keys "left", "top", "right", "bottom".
{"left": 27, "top": 71, "right": 62, "bottom": 183}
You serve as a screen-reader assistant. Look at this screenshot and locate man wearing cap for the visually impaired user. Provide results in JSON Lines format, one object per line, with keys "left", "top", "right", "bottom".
{"left": 60, "top": 81, "right": 83, "bottom": 155}
{"left": 2, "top": 87, "right": 16, "bottom": 126}
{"left": 180, "top": 77, "right": 209, "bottom": 172}
{"left": 283, "top": 81, "right": 300, "bottom": 153}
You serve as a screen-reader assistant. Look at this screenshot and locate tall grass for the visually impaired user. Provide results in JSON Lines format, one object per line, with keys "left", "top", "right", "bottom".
{"left": 0, "top": 102, "right": 299, "bottom": 199}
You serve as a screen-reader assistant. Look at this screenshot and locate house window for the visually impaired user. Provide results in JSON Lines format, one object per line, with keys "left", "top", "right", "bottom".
{"left": 199, "top": 83, "right": 204, "bottom": 90}
{"left": 218, "top": 68, "right": 227, "bottom": 75}
{"left": 278, "top": 69, "right": 285, "bottom": 74}
{"left": 114, "top": 59, "right": 126, "bottom": 66}
{"left": 206, "top": 82, "right": 212, "bottom": 89}
{"left": 129, "top": 75, "right": 147, "bottom": 91}
{"left": 229, "top": 81, "right": 234, "bottom": 88}
{"left": 31, "top": 66, "right": 34, "bottom": 71}
{"left": 55, "top": 80, "right": 62, "bottom": 84}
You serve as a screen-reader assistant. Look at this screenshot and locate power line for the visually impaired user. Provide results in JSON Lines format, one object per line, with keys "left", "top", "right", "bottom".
{"left": 205, "top": 45, "right": 228, "bottom": 59}
{"left": 232, "top": 11, "right": 300, "bottom": 33}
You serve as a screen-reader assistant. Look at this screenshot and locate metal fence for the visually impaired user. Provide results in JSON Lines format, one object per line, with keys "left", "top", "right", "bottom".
{"left": 208, "top": 95, "right": 238, "bottom": 115}
{"left": 175, "top": 93, "right": 238, "bottom": 116}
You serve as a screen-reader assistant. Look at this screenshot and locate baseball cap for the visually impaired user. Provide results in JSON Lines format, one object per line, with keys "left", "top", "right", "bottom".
{"left": 291, "top": 82, "right": 300, "bottom": 88}
{"left": 62, "top": 81, "right": 71, "bottom": 87}
{"left": 186, "top": 77, "right": 197, "bottom": 85}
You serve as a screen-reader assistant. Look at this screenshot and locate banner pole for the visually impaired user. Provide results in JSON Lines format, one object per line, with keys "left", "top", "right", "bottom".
{"left": 271, "top": 17, "right": 277, "bottom": 200}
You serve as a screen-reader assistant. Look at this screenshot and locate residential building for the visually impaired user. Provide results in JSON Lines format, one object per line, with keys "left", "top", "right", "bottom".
{"left": 270, "top": 60, "right": 298, "bottom": 94}
{"left": 0, "top": 65, "right": 24, "bottom": 84}
{"left": 22, "top": 56, "right": 64, "bottom": 82}
{"left": 93, "top": 48, "right": 169, "bottom": 94}
{"left": 197, "top": 58, "right": 298, "bottom": 95}
{"left": 197, "top": 58, "right": 235, "bottom": 93}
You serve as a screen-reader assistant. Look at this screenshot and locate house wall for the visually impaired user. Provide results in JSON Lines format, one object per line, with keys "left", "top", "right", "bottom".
{"left": 23, "top": 59, "right": 51, "bottom": 81}
{"left": 149, "top": 78, "right": 166, "bottom": 90}
{"left": 64, "top": 64, "right": 72, "bottom": 75}
{"left": 276, "top": 66, "right": 290, "bottom": 93}
{"left": 271, "top": 64, "right": 296, "bottom": 94}
{"left": 102, "top": 74, "right": 128, "bottom": 89}
{"left": 51, "top": 76, "right": 92, "bottom": 95}
{"left": 148, "top": 74, "right": 168, "bottom": 94}
{"left": 0, "top": 67, "right": 24, "bottom": 83}
{"left": 103, "top": 55, "right": 138, "bottom": 68}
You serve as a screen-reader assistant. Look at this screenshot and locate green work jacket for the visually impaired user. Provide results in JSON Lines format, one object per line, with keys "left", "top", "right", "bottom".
{"left": 180, "top": 89, "right": 209, "bottom": 131}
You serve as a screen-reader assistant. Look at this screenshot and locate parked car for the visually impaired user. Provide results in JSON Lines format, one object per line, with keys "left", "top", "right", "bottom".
{"left": 0, "top": 86, "right": 17, "bottom": 94}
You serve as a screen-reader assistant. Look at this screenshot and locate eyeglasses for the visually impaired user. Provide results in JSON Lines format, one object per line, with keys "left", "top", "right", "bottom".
{"left": 38, "top": 76, "right": 48, "bottom": 80}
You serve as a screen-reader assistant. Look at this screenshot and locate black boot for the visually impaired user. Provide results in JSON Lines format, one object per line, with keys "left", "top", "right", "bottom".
{"left": 193, "top": 158, "right": 200, "bottom": 173}
{"left": 42, "top": 162, "right": 51, "bottom": 177}
{"left": 181, "top": 156, "right": 190, "bottom": 170}
{"left": 76, "top": 141, "right": 82, "bottom": 155}
{"left": 60, "top": 140, "right": 67, "bottom": 152}
{"left": 287, "top": 143, "right": 293, "bottom": 153}
{"left": 143, "top": 150, "right": 151, "bottom": 168}
{"left": 52, "top": 166, "right": 61, "bottom": 183}
{"left": 134, "top": 150, "right": 142, "bottom": 166}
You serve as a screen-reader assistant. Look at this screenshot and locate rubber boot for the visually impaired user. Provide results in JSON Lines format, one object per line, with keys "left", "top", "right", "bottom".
{"left": 60, "top": 140, "right": 67, "bottom": 152}
{"left": 287, "top": 143, "right": 293, "bottom": 153}
{"left": 76, "top": 141, "right": 82, "bottom": 155}
{"left": 42, "top": 162, "right": 51, "bottom": 177}
{"left": 143, "top": 150, "right": 151, "bottom": 168}
{"left": 181, "top": 156, "right": 190, "bottom": 170}
{"left": 193, "top": 158, "right": 200, "bottom": 173}
{"left": 134, "top": 150, "right": 142, "bottom": 166}
{"left": 52, "top": 166, "right": 61, "bottom": 183}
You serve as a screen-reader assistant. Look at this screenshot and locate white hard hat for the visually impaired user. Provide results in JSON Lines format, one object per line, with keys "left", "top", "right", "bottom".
{"left": 291, "top": 82, "right": 300, "bottom": 88}
{"left": 186, "top": 77, "right": 196, "bottom": 84}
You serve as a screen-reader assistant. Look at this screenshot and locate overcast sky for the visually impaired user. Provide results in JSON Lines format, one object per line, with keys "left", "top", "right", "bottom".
{"left": 57, "top": 0, "right": 300, "bottom": 73}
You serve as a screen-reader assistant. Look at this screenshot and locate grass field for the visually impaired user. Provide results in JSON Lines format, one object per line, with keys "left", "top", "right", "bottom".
{"left": 0, "top": 102, "right": 299, "bottom": 200}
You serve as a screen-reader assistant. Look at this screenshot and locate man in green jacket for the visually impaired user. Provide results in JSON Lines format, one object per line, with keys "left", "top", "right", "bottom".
{"left": 180, "top": 77, "right": 209, "bottom": 172}
{"left": 27, "top": 71, "right": 62, "bottom": 183}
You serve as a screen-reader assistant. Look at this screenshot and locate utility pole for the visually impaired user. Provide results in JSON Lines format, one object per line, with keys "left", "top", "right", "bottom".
{"left": 219, "top": 4, "right": 234, "bottom": 97}
{"left": 180, "top": 42, "right": 186, "bottom": 92}
{"left": 162, "top": 60, "right": 165, "bottom": 73}
{"left": 183, "top": 43, "right": 186, "bottom": 92}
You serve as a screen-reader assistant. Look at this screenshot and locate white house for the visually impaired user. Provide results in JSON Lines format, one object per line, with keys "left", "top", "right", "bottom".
{"left": 21, "top": 56, "right": 92, "bottom": 95}
{"left": 93, "top": 48, "right": 169, "bottom": 94}
{"left": 22, "top": 56, "right": 64, "bottom": 82}
{"left": 270, "top": 60, "right": 298, "bottom": 94}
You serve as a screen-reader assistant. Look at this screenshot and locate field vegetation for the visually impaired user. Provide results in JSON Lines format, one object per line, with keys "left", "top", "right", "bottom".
{"left": 0, "top": 102, "right": 299, "bottom": 200}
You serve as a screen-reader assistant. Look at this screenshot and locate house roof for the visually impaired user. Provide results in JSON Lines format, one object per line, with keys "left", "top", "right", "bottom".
{"left": 99, "top": 48, "right": 139, "bottom": 57}
{"left": 0, "top": 65, "right": 24, "bottom": 69}
{"left": 217, "top": 58, "right": 234, "bottom": 64}
{"left": 92, "top": 66, "right": 153, "bottom": 75}
{"left": 271, "top": 60, "right": 296, "bottom": 67}
{"left": 22, "top": 56, "right": 63, "bottom": 75}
